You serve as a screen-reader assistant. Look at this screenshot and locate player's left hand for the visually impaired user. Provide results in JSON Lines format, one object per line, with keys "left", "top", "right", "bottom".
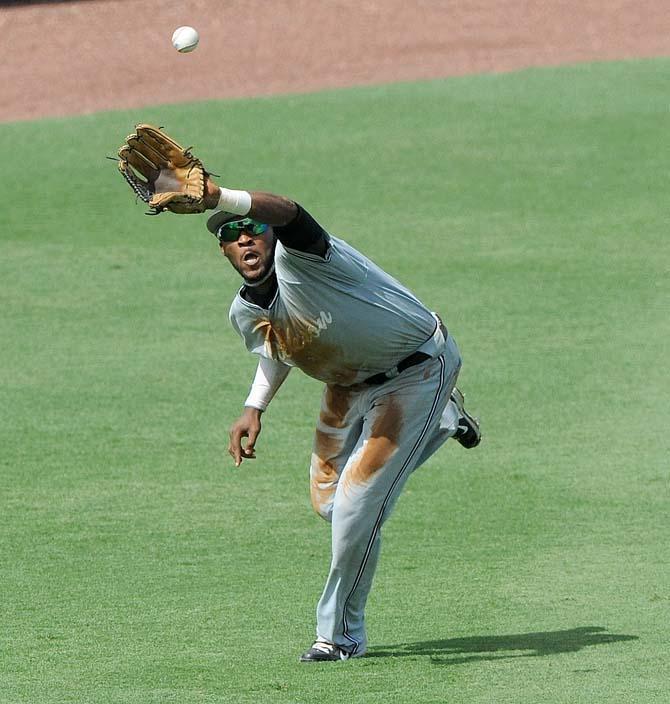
{"left": 117, "top": 123, "right": 208, "bottom": 215}
{"left": 228, "top": 407, "right": 263, "bottom": 467}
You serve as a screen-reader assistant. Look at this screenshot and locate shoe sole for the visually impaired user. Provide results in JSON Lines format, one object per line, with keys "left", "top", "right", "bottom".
{"left": 299, "top": 648, "right": 366, "bottom": 662}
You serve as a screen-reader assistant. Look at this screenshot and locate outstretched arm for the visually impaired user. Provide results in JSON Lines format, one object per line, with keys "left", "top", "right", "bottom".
{"left": 204, "top": 178, "right": 328, "bottom": 256}
{"left": 205, "top": 178, "right": 296, "bottom": 224}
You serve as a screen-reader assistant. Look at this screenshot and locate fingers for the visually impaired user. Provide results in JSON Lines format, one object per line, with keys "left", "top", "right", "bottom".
{"left": 227, "top": 443, "right": 256, "bottom": 466}
{"left": 227, "top": 427, "right": 256, "bottom": 467}
{"left": 227, "top": 412, "right": 263, "bottom": 467}
{"left": 246, "top": 426, "right": 259, "bottom": 454}
{"left": 228, "top": 426, "right": 244, "bottom": 467}
{"left": 241, "top": 444, "right": 256, "bottom": 460}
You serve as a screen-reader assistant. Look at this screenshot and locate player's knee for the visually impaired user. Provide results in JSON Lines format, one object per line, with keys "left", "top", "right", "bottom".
{"left": 310, "top": 485, "right": 334, "bottom": 523}
{"left": 310, "top": 455, "right": 338, "bottom": 522}
{"left": 317, "top": 505, "right": 334, "bottom": 523}
{"left": 311, "top": 498, "right": 334, "bottom": 523}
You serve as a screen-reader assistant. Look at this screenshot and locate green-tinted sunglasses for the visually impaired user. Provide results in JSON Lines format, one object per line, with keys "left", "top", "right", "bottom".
{"left": 216, "top": 218, "right": 269, "bottom": 243}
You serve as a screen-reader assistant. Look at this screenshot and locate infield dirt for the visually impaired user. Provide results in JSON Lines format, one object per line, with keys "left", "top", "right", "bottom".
{"left": 1, "top": 0, "right": 669, "bottom": 123}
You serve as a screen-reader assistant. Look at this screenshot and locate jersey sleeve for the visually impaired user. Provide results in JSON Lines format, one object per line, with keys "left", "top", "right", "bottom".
{"left": 244, "top": 356, "right": 292, "bottom": 411}
{"left": 273, "top": 204, "right": 328, "bottom": 253}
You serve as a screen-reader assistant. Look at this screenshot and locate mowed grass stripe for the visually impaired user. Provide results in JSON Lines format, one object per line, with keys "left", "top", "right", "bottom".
{"left": 1, "top": 58, "right": 668, "bottom": 703}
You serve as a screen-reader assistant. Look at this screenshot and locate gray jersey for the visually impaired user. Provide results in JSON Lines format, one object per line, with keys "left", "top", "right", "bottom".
{"left": 229, "top": 234, "right": 438, "bottom": 385}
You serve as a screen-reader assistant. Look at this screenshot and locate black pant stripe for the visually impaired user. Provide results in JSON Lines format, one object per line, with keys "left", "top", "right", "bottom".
{"left": 341, "top": 355, "right": 447, "bottom": 651}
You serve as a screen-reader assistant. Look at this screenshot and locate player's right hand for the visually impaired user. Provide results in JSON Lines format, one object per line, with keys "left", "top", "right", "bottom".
{"left": 228, "top": 407, "right": 263, "bottom": 467}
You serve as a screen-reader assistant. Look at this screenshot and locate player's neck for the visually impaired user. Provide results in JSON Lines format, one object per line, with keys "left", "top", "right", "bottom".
{"left": 242, "top": 272, "right": 277, "bottom": 308}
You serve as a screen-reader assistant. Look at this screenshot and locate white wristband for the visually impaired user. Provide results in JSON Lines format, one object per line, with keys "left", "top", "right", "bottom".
{"left": 217, "top": 187, "right": 252, "bottom": 215}
{"left": 244, "top": 357, "right": 291, "bottom": 411}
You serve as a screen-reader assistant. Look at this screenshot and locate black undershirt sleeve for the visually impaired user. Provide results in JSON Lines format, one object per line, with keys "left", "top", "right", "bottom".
{"left": 273, "top": 204, "right": 328, "bottom": 254}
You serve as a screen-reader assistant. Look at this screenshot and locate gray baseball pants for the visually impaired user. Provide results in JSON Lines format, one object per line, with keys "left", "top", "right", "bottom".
{"left": 309, "top": 334, "right": 462, "bottom": 655}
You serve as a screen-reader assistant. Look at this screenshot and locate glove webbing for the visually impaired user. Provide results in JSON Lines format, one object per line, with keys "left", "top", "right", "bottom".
{"left": 119, "top": 166, "right": 152, "bottom": 203}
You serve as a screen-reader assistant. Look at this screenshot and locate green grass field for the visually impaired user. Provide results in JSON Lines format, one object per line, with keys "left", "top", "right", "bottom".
{"left": 1, "top": 59, "right": 668, "bottom": 703}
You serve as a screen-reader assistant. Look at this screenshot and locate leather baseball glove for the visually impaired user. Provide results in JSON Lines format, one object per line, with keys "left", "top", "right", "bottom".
{"left": 117, "top": 124, "right": 207, "bottom": 215}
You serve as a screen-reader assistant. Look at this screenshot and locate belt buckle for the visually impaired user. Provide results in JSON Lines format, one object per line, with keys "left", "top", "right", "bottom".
{"left": 384, "top": 366, "right": 400, "bottom": 380}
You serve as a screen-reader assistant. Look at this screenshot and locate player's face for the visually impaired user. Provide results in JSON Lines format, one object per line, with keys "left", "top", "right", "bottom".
{"left": 219, "top": 227, "right": 276, "bottom": 283}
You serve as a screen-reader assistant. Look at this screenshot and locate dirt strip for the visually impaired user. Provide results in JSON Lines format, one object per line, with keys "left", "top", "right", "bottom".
{"left": 1, "top": 0, "right": 669, "bottom": 123}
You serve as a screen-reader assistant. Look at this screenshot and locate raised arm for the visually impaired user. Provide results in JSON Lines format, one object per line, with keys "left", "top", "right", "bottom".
{"left": 204, "top": 178, "right": 328, "bottom": 256}
{"left": 205, "top": 178, "right": 296, "bottom": 223}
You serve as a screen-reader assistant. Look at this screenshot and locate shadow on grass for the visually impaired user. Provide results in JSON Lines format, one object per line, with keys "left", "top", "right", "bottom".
{"left": 368, "top": 626, "right": 638, "bottom": 665}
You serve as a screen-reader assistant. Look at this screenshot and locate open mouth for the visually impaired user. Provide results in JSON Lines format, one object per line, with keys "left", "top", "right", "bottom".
{"left": 243, "top": 251, "right": 260, "bottom": 266}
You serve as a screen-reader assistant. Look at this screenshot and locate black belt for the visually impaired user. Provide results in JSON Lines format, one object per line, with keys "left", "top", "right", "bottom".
{"left": 363, "top": 351, "right": 432, "bottom": 385}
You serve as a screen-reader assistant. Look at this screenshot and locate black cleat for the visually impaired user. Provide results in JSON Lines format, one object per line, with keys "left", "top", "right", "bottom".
{"left": 299, "top": 640, "right": 353, "bottom": 662}
{"left": 451, "top": 386, "right": 481, "bottom": 449}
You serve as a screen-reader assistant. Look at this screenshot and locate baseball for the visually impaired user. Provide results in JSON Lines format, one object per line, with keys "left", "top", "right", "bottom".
{"left": 172, "top": 26, "right": 199, "bottom": 53}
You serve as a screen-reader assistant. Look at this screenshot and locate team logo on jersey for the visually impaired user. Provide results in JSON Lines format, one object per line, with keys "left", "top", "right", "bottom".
{"left": 312, "top": 311, "right": 333, "bottom": 338}
{"left": 253, "top": 311, "right": 334, "bottom": 361}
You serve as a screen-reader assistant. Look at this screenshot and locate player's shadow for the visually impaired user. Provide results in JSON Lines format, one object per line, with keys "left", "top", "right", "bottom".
{"left": 368, "top": 626, "right": 638, "bottom": 665}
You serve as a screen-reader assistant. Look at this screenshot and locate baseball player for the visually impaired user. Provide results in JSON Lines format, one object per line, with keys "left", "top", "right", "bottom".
{"left": 114, "top": 126, "right": 481, "bottom": 662}
{"left": 205, "top": 182, "right": 481, "bottom": 662}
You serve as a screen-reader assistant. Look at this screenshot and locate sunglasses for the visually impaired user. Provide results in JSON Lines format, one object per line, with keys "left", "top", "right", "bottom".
{"left": 216, "top": 218, "right": 269, "bottom": 243}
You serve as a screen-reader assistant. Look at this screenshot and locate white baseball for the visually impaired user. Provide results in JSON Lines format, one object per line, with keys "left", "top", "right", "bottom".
{"left": 172, "top": 26, "right": 199, "bottom": 53}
